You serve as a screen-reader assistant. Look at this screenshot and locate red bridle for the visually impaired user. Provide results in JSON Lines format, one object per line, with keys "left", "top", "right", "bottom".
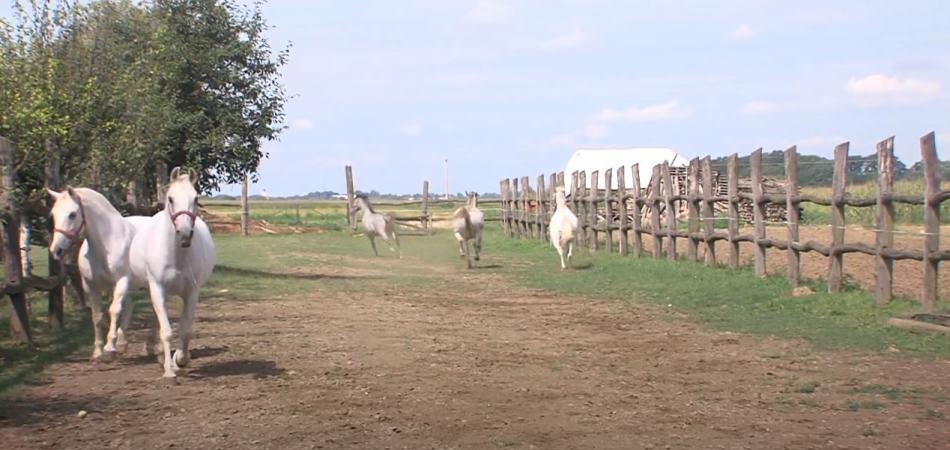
{"left": 169, "top": 208, "right": 198, "bottom": 226}
{"left": 53, "top": 197, "right": 87, "bottom": 243}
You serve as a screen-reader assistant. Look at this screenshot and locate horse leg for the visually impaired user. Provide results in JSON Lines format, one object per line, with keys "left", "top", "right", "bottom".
{"left": 144, "top": 312, "right": 160, "bottom": 358}
{"left": 103, "top": 276, "right": 131, "bottom": 359}
{"left": 86, "top": 287, "right": 106, "bottom": 361}
{"left": 463, "top": 239, "right": 473, "bottom": 269}
{"left": 455, "top": 233, "right": 465, "bottom": 258}
{"left": 368, "top": 235, "right": 379, "bottom": 256}
{"left": 391, "top": 230, "right": 401, "bottom": 258}
{"left": 567, "top": 241, "right": 574, "bottom": 268}
{"left": 174, "top": 289, "right": 199, "bottom": 368}
{"left": 553, "top": 240, "right": 566, "bottom": 270}
{"left": 474, "top": 231, "right": 482, "bottom": 261}
{"left": 148, "top": 280, "right": 178, "bottom": 379}
{"left": 116, "top": 297, "right": 135, "bottom": 354}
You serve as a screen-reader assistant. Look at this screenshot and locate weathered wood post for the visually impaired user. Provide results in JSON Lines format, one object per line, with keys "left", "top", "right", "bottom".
{"left": 422, "top": 180, "right": 430, "bottom": 234}
{"left": 576, "top": 171, "right": 587, "bottom": 247}
{"left": 512, "top": 177, "right": 522, "bottom": 239}
{"left": 662, "top": 162, "right": 676, "bottom": 261}
{"left": 874, "top": 137, "right": 896, "bottom": 304}
{"left": 686, "top": 159, "right": 700, "bottom": 262}
{"left": 617, "top": 166, "right": 629, "bottom": 255}
{"left": 45, "top": 142, "right": 65, "bottom": 329}
{"left": 727, "top": 154, "right": 740, "bottom": 269}
{"left": 649, "top": 165, "right": 662, "bottom": 259}
{"left": 501, "top": 179, "right": 511, "bottom": 237}
{"left": 920, "top": 132, "right": 940, "bottom": 310}
{"left": 701, "top": 157, "right": 717, "bottom": 266}
{"left": 784, "top": 146, "right": 801, "bottom": 287}
{"left": 630, "top": 164, "right": 643, "bottom": 257}
{"left": 603, "top": 168, "right": 614, "bottom": 254}
{"left": 750, "top": 149, "right": 767, "bottom": 277}
{"left": 0, "top": 136, "right": 31, "bottom": 344}
{"left": 828, "top": 142, "right": 849, "bottom": 292}
{"left": 589, "top": 170, "right": 600, "bottom": 251}
{"left": 345, "top": 165, "right": 355, "bottom": 231}
{"left": 240, "top": 174, "right": 249, "bottom": 236}
{"left": 536, "top": 174, "right": 546, "bottom": 242}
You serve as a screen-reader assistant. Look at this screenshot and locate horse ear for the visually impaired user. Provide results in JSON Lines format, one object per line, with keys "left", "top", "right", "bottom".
{"left": 47, "top": 188, "right": 62, "bottom": 199}
{"left": 169, "top": 167, "right": 181, "bottom": 180}
{"left": 188, "top": 168, "right": 198, "bottom": 185}
{"left": 66, "top": 186, "right": 80, "bottom": 202}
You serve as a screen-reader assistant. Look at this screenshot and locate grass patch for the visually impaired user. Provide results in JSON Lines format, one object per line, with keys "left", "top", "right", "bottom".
{"left": 842, "top": 398, "right": 886, "bottom": 411}
{"left": 794, "top": 381, "right": 820, "bottom": 394}
{"left": 486, "top": 228, "right": 950, "bottom": 358}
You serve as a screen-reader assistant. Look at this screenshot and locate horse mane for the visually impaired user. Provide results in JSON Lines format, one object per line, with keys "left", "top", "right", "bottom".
{"left": 357, "top": 195, "right": 376, "bottom": 214}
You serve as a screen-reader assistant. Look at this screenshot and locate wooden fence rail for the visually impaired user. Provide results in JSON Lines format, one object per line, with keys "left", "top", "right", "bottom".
{"left": 499, "top": 133, "right": 947, "bottom": 310}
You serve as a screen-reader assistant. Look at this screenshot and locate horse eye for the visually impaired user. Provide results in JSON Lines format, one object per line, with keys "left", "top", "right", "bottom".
{"left": 169, "top": 197, "right": 175, "bottom": 205}
{"left": 68, "top": 212, "right": 77, "bottom": 220}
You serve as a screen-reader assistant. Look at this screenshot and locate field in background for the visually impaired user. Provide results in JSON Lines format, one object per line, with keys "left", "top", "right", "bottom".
{"left": 800, "top": 179, "right": 950, "bottom": 225}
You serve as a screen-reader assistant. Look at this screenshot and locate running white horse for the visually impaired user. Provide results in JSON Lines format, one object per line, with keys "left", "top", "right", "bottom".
{"left": 130, "top": 167, "right": 216, "bottom": 380}
{"left": 549, "top": 187, "right": 578, "bottom": 270}
{"left": 353, "top": 194, "right": 400, "bottom": 257}
{"left": 452, "top": 192, "right": 484, "bottom": 269}
{"left": 48, "top": 187, "right": 150, "bottom": 361}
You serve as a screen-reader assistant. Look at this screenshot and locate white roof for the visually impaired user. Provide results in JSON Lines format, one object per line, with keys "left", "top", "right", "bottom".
{"left": 565, "top": 147, "right": 686, "bottom": 191}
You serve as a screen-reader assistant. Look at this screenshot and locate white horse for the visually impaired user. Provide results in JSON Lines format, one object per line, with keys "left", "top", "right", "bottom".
{"left": 353, "top": 195, "right": 400, "bottom": 257}
{"left": 452, "top": 192, "right": 484, "bottom": 269}
{"left": 48, "top": 187, "right": 150, "bottom": 361}
{"left": 549, "top": 187, "right": 578, "bottom": 270}
{"left": 130, "top": 167, "right": 216, "bottom": 380}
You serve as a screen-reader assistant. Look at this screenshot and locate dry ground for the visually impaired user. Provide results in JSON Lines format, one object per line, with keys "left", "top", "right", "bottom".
{"left": 1, "top": 235, "right": 948, "bottom": 450}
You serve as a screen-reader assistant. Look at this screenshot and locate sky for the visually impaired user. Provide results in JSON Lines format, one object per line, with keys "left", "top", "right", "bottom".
{"left": 7, "top": 1, "right": 950, "bottom": 196}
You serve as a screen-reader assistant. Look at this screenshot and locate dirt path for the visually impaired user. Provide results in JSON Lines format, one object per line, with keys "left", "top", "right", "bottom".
{"left": 1, "top": 247, "right": 948, "bottom": 449}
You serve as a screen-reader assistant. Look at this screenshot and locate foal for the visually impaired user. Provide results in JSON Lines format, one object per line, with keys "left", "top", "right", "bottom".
{"left": 452, "top": 192, "right": 484, "bottom": 269}
{"left": 353, "top": 194, "right": 400, "bottom": 256}
{"left": 549, "top": 187, "right": 578, "bottom": 270}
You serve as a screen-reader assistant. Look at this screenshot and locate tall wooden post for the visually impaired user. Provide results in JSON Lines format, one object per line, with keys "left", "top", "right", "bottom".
{"left": 726, "top": 154, "right": 740, "bottom": 269}
{"left": 630, "top": 164, "right": 643, "bottom": 257}
{"left": 240, "top": 174, "right": 249, "bottom": 236}
{"left": 649, "top": 165, "right": 662, "bottom": 259}
{"left": 499, "top": 179, "right": 509, "bottom": 236}
{"left": 784, "top": 146, "right": 801, "bottom": 287}
{"left": 537, "top": 175, "right": 547, "bottom": 242}
{"left": 577, "top": 171, "right": 587, "bottom": 247}
{"left": 512, "top": 177, "right": 522, "bottom": 239}
{"left": 422, "top": 180, "right": 430, "bottom": 234}
{"left": 0, "top": 136, "right": 31, "bottom": 344}
{"left": 920, "top": 132, "right": 940, "bottom": 310}
{"left": 617, "top": 166, "right": 629, "bottom": 255}
{"left": 686, "top": 159, "right": 700, "bottom": 262}
{"left": 603, "top": 168, "right": 614, "bottom": 254}
{"left": 662, "top": 163, "right": 676, "bottom": 261}
{"left": 589, "top": 170, "right": 600, "bottom": 251}
{"left": 345, "top": 165, "right": 355, "bottom": 230}
{"left": 750, "top": 149, "right": 767, "bottom": 277}
{"left": 874, "top": 137, "right": 896, "bottom": 304}
{"left": 828, "top": 142, "right": 849, "bottom": 292}
{"left": 45, "top": 140, "right": 65, "bottom": 329}
{"left": 701, "top": 157, "right": 717, "bottom": 266}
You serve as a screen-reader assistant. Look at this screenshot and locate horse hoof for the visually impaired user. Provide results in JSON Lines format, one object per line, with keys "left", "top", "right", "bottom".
{"left": 162, "top": 375, "right": 178, "bottom": 386}
{"left": 98, "top": 350, "right": 117, "bottom": 363}
{"left": 474, "top": 256, "right": 480, "bottom": 261}
{"left": 174, "top": 350, "right": 191, "bottom": 368}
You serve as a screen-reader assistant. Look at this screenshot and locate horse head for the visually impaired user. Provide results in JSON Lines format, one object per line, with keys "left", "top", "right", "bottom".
{"left": 166, "top": 167, "right": 200, "bottom": 248}
{"left": 47, "top": 187, "right": 86, "bottom": 260}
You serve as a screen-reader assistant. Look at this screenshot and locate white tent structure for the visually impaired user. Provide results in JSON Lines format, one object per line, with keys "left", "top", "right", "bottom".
{"left": 564, "top": 147, "right": 687, "bottom": 192}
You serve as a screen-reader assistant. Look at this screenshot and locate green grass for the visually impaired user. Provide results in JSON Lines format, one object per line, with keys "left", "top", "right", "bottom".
{"left": 801, "top": 179, "right": 950, "bottom": 226}
{"left": 485, "top": 228, "right": 950, "bottom": 358}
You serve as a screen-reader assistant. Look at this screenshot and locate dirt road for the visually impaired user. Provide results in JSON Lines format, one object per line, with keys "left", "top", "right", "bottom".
{"left": 1, "top": 240, "right": 948, "bottom": 449}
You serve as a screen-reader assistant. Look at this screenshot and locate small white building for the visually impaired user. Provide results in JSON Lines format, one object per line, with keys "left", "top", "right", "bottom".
{"left": 564, "top": 147, "right": 687, "bottom": 192}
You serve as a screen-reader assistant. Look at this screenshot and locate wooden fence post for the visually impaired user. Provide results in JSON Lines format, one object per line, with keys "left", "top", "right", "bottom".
{"left": 686, "top": 159, "right": 700, "bottom": 262}
{"left": 920, "top": 132, "right": 940, "bottom": 310}
{"left": 874, "top": 137, "right": 896, "bottom": 304}
{"left": 750, "top": 149, "right": 767, "bottom": 277}
{"left": 630, "top": 164, "right": 643, "bottom": 257}
{"left": 422, "top": 180, "right": 430, "bottom": 234}
{"left": 727, "top": 154, "right": 740, "bottom": 269}
{"left": 512, "top": 177, "right": 522, "bottom": 239}
{"left": 521, "top": 176, "right": 531, "bottom": 238}
{"left": 617, "top": 166, "right": 629, "bottom": 255}
{"left": 662, "top": 162, "right": 676, "bottom": 261}
{"left": 345, "top": 165, "right": 355, "bottom": 231}
{"left": 650, "top": 165, "right": 662, "bottom": 259}
{"left": 240, "top": 174, "right": 250, "bottom": 236}
{"left": 701, "top": 157, "right": 717, "bottom": 266}
{"left": 577, "top": 171, "right": 587, "bottom": 247}
{"left": 784, "top": 146, "right": 801, "bottom": 287}
{"left": 604, "top": 168, "right": 614, "bottom": 254}
{"left": 589, "top": 170, "right": 600, "bottom": 251}
{"left": 0, "top": 136, "right": 31, "bottom": 344}
{"left": 828, "top": 142, "right": 849, "bottom": 292}
{"left": 500, "top": 179, "right": 509, "bottom": 236}
{"left": 537, "top": 174, "right": 546, "bottom": 242}
{"left": 45, "top": 141, "right": 65, "bottom": 329}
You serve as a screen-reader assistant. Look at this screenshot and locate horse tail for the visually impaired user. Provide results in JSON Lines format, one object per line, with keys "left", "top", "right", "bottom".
{"left": 455, "top": 207, "right": 473, "bottom": 238}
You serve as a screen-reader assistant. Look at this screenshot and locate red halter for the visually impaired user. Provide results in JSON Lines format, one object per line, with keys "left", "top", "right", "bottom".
{"left": 169, "top": 208, "right": 198, "bottom": 226}
{"left": 54, "top": 197, "right": 87, "bottom": 243}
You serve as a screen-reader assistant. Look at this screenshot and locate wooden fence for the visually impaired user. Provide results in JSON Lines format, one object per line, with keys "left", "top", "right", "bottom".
{"left": 499, "top": 133, "right": 948, "bottom": 311}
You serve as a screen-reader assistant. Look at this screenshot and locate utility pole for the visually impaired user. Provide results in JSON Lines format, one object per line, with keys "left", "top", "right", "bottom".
{"left": 443, "top": 158, "right": 449, "bottom": 200}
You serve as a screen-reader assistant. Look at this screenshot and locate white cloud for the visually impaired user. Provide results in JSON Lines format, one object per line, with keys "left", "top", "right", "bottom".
{"left": 465, "top": 0, "right": 513, "bottom": 25}
{"left": 401, "top": 122, "right": 424, "bottom": 137}
{"left": 846, "top": 74, "right": 941, "bottom": 106}
{"left": 741, "top": 101, "right": 778, "bottom": 115}
{"left": 583, "top": 123, "right": 609, "bottom": 140}
{"left": 731, "top": 24, "right": 756, "bottom": 40}
{"left": 594, "top": 101, "right": 693, "bottom": 123}
{"left": 290, "top": 119, "right": 313, "bottom": 131}
{"left": 541, "top": 28, "right": 591, "bottom": 51}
